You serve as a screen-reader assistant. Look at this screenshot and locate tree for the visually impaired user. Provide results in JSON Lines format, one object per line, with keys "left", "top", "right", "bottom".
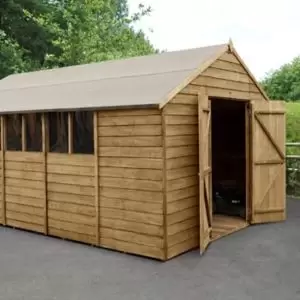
{"left": 0, "top": 0, "right": 61, "bottom": 70}
{"left": 261, "top": 56, "right": 300, "bottom": 101}
{"left": 46, "top": 0, "right": 156, "bottom": 67}
{"left": 0, "top": 0, "right": 157, "bottom": 79}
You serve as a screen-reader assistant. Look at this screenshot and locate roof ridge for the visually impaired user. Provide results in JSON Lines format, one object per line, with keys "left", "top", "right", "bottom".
{"left": 0, "top": 67, "right": 196, "bottom": 93}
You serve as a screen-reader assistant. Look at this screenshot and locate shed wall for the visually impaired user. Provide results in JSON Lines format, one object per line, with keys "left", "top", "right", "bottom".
{"left": 47, "top": 153, "right": 96, "bottom": 245}
{"left": 164, "top": 51, "right": 266, "bottom": 258}
{"left": 5, "top": 152, "right": 45, "bottom": 233}
{"left": 184, "top": 52, "right": 265, "bottom": 101}
{"left": 97, "top": 109, "right": 164, "bottom": 259}
{"left": 163, "top": 95, "right": 199, "bottom": 259}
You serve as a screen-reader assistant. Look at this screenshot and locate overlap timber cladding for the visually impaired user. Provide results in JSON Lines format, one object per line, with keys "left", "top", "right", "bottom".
{"left": 4, "top": 152, "right": 45, "bottom": 233}
{"left": 46, "top": 153, "right": 95, "bottom": 244}
{"left": 97, "top": 109, "right": 164, "bottom": 259}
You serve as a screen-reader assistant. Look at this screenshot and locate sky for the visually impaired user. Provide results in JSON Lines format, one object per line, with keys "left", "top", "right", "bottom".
{"left": 128, "top": 0, "right": 300, "bottom": 80}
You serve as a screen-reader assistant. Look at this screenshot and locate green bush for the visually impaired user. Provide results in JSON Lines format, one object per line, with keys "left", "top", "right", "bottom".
{"left": 286, "top": 102, "right": 300, "bottom": 195}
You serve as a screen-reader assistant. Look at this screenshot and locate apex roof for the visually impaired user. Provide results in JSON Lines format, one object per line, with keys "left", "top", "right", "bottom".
{"left": 0, "top": 42, "right": 261, "bottom": 114}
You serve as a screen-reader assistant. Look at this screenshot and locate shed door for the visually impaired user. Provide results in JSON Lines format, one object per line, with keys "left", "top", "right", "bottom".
{"left": 198, "top": 92, "right": 212, "bottom": 254}
{"left": 250, "top": 100, "right": 286, "bottom": 224}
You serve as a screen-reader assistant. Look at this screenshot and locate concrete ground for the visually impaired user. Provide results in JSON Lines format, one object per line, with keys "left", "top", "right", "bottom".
{"left": 0, "top": 198, "right": 300, "bottom": 300}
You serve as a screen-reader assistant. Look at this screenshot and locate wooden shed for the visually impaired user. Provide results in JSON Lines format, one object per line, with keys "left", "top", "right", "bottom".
{"left": 0, "top": 41, "right": 286, "bottom": 260}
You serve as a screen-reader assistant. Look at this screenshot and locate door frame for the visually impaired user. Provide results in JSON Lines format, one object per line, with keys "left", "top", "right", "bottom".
{"left": 205, "top": 96, "right": 252, "bottom": 222}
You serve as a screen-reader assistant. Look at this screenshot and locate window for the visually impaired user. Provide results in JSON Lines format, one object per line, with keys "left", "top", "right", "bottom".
{"left": 73, "top": 111, "right": 94, "bottom": 154}
{"left": 49, "top": 112, "right": 68, "bottom": 153}
{"left": 6, "top": 114, "right": 22, "bottom": 151}
{"left": 25, "top": 113, "right": 42, "bottom": 152}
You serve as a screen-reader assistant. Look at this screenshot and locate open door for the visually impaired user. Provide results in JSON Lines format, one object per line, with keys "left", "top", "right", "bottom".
{"left": 198, "top": 91, "right": 212, "bottom": 254}
{"left": 250, "top": 100, "right": 286, "bottom": 224}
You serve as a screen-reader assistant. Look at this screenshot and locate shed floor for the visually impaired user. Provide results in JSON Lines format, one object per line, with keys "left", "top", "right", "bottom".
{"left": 211, "top": 214, "right": 248, "bottom": 241}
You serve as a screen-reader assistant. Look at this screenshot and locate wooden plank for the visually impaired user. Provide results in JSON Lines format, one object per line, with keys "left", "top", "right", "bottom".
{"left": 6, "top": 202, "right": 44, "bottom": 216}
{"left": 68, "top": 112, "right": 73, "bottom": 154}
{"left": 163, "top": 104, "right": 198, "bottom": 116}
{"left": 5, "top": 151, "right": 44, "bottom": 162}
{"left": 168, "top": 227, "right": 198, "bottom": 247}
{"left": 166, "top": 155, "right": 198, "bottom": 170}
{"left": 100, "top": 237, "right": 164, "bottom": 260}
{"left": 99, "top": 157, "right": 163, "bottom": 170}
{"left": 98, "top": 125, "right": 162, "bottom": 137}
{"left": 99, "top": 146, "right": 163, "bottom": 158}
{"left": 211, "top": 59, "right": 247, "bottom": 73}
{"left": 167, "top": 185, "right": 198, "bottom": 203}
{"left": 48, "top": 210, "right": 95, "bottom": 226}
{"left": 47, "top": 164, "right": 93, "bottom": 176}
{"left": 219, "top": 52, "right": 241, "bottom": 64}
{"left": 166, "top": 145, "right": 198, "bottom": 159}
{"left": 5, "top": 169, "right": 44, "bottom": 181}
{"left": 170, "top": 94, "right": 198, "bottom": 105}
{"left": 48, "top": 218, "right": 95, "bottom": 236}
{"left": 164, "top": 115, "right": 198, "bottom": 125}
{"left": 98, "top": 109, "right": 160, "bottom": 117}
{"left": 182, "top": 83, "right": 253, "bottom": 100}
{"left": 1, "top": 116, "right": 5, "bottom": 225}
{"left": 6, "top": 219, "right": 44, "bottom": 233}
{"left": 167, "top": 235, "right": 198, "bottom": 259}
{"left": 6, "top": 178, "right": 45, "bottom": 191}
{"left": 99, "top": 167, "right": 163, "bottom": 181}
{"left": 100, "top": 196, "right": 162, "bottom": 214}
{"left": 167, "top": 207, "right": 197, "bottom": 226}
{"left": 100, "top": 207, "right": 163, "bottom": 226}
{"left": 165, "top": 135, "right": 198, "bottom": 147}
{"left": 100, "top": 228, "right": 163, "bottom": 248}
{"left": 98, "top": 136, "right": 162, "bottom": 147}
{"left": 5, "top": 161, "right": 44, "bottom": 172}
{"left": 100, "top": 217, "right": 163, "bottom": 237}
{"left": 94, "top": 112, "right": 100, "bottom": 245}
{"left": 47, "top": 192, "right": 94, "bottom": 207}
{"left": 48, "top": 227, "right": 96, "bottom": 244}
{"left": 167, "top": 175, "right": 198, "bottom": 192}
{"left": 100, "top": 177, "right": 163, "bottom": 192}
{"left": 193, "top": 76, "right": 251, "bottom": 92}
{"left": 98, "top": 115, "right": 162, "bottom": 126}
{"left": 47, "top": 153, "right": 94, "bottom": 167}
{"left": 22, "top": 115, "right": 26, "bottom": 151}
{"left": 201, "top": 67, "right": 250, "bottom": 83}
{"left": 168, "top": 196, "right": 197, "bottom": 214}
{"left": 6, "top": 211, "right": 44, "bottom": 225}
{"left": 6, "top": 194, "right": 44, "bottom": 208}
{"left": 47, "top": 173, "right": 94, "bottom": 187}
{"left": 168, "top": 217, "right": 198, "bottom": 236}
{"left": 47, "top": 182, "right": 94, "bottom": 196}
{"left": 48, "top": 201, "right": 96, "bottom": 217}
{"left": 165, "top": 125, "right": 198, "bottom": 136}
{"left": 6, "top": 186, "right": 44, "bottom": 199}
{"left": 100, "top": 187, "right": 163, "bottom": 203}
{"left": 167, "top": 166, "right": 198, "bottom": 180}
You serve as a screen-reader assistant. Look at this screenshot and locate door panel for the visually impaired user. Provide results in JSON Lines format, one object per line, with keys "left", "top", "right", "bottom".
{"left": 198, "top": 90, "right": 212, "bottom": 254}
{"left": 251, "top": 100, "right": 286, "bottom": 224}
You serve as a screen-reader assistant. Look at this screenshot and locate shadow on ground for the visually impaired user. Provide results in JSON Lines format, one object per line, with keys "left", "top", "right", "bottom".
{"left": 0, "top": 198, "right": 300, "bottom": 300}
